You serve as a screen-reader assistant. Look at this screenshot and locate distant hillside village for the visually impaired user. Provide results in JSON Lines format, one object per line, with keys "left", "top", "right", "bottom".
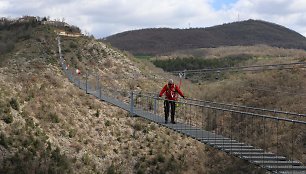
{"left": 0, "top": 16, "right": 83, "bottom": 37}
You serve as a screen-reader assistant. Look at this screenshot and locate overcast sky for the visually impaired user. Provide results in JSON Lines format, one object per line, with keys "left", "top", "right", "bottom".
{"left": 1, "top": 0, "right": 306, "bottom": 38}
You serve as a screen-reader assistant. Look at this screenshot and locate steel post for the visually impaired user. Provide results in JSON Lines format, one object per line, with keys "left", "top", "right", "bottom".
{"left": 130, "top": 91, "right": 135, "bottom": 116}
{"left": 86, "top": 72, "right": 88, "bottom": 94}
{"left": 154, "top": 94, "right": 157, "bottom": 114}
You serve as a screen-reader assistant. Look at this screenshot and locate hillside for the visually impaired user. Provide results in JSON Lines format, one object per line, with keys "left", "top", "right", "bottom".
{"left": 0, "top": 17, "right": 267, "bottom": 173}
{"left": 105, "top": 19, "right": 306, "bottom": 55}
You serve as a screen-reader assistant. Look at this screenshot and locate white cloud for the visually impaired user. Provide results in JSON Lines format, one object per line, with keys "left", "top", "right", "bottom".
{"left": 0, "top": 1, "right": 9, "bottom": 10}
{"left": 0, "top": 0, "right": 306, "bottom": 38}
{"left": 229, "top": 0, "right": 306, "bottom": 41}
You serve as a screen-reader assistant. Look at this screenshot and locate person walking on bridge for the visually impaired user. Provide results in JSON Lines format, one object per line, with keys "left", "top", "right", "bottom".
{"left": 159, "top": 79, "right": 185, "bottom": 124}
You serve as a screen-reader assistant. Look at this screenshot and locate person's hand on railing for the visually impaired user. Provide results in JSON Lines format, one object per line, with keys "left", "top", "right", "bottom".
{"left": 157, "top": 94, "right": 162, "bottom": 100}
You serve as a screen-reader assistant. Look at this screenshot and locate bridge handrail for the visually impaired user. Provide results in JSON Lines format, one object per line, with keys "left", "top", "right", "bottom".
{"left": 136, "top": 91, "right": 306, "bottom": 118}
{"left": 133, "top": 93, "right": 306, "bottom": 124}
{"left": 185, "top": 98, "right": 306, "bottom": 117}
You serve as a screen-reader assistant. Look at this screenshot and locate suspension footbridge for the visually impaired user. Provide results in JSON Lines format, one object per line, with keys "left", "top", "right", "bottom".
{"left": 57, "top": 37, "right": 306, "bottom": 174}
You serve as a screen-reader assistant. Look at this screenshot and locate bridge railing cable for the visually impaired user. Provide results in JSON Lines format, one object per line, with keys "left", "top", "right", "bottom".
{"left": 136, "top": 92, "right": 306, "bottom": 122}
{"left": 167, "top": 62, "right": 306, "bottom": 74}
{"left": 183, "top": 97, "right": 306, "bottom": 119}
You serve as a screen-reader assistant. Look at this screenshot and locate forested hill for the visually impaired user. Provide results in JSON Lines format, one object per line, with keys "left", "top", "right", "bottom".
{"left": 105, "top": 19, "right": 306, "bottom": 55}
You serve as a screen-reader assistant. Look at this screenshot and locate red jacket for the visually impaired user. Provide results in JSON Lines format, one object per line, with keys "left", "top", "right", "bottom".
{"left": 159, "top": 84, "right": 184, "bottom": 100}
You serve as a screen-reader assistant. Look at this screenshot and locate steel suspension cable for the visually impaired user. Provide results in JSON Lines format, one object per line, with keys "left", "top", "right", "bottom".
{"left": 168, "top": 62, "right": 306, "bottom": 74}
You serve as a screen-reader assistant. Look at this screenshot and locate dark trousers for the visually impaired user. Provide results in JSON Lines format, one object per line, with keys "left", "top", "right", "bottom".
{"left": 164, "top": 100, "right": 176, "bottom": 122}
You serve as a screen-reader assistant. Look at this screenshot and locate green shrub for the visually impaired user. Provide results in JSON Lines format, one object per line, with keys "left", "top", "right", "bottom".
{"left": 105, "top": 120, "right": 111, "bottom": 127}
{"left": 113, "top": 148, "right": 118, "bottom": 154}
{"left": 135, "top": 55, "right": 153, "bottom": 60}
{"left": 0, "top": 40, "right": 15, "bottom": 55}
{"left": 133, "top": 122, "right": 143, "bottom": 131}
{"left": 33, "top": 138, "right": 43, "bottom": 149}
{"left": 165, "top": 156, "right": 179, "bottom": 172}
{"left": 49, "top": 112, "right": 60, "bottom": 123}
{"left": 17, "top": 33, "right": 31, "bottom": 41}
{"left": 157, "top": 154, "right": 165, "bottom": 163}
{"left": 3, "top": 114, "right": 13, "bottom": 124}
{"left": 25, "top": 117, "right": 35, "bottom": 129}
{"left": 69, "top": 42, "right": 78, "bottom": 49}
{"left": 152, "top": 55, "right": 252, "bottom": 72}
{"left": 64, "top": 48, "right": 71, "bottom": 53}
{"left": 9, "top": 98, "right": 19, "bottom": 111}
{"left": 82, "top": 153, "right": 91, "bottom": 165}
{"left": 94, "top": 109, "right": 100, "bottom": 117}
{"left": 51, "top": 147, "right": 71, "bottom": 172}
{"left": 77, "top": 51, "right": 82, "bottom": 62}
{"left": 142, "top": 128, "right": 148, "bottom": 134}
{"left": 68, "top": 129, "right": 77, "bottom": 138}
{"left": 0, "top": 132, "right": 9, "bottom": 148}
{"left": 149, "top": 124, "right": 156, "bottom": 131}
{"left": 106, "top": 163, "right": 116, "bottom": 174}
{"left": 51, "top": 147, "right": 62, "bottom": 162}
{"left": 136, "top": 169, "right": 145, "bottom": 174}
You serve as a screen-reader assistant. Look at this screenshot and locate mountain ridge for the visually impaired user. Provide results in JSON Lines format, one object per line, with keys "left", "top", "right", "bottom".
{"left": 105, "top": 19, "right": 306, "bottom": 55}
